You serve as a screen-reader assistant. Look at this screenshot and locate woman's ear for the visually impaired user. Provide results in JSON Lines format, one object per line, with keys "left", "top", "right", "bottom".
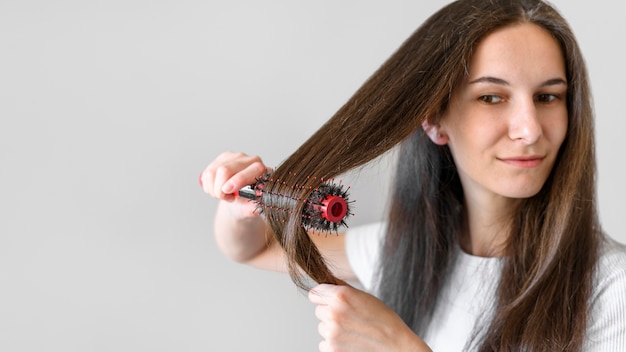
{"left": 421, "top": 120, "right": 449, "bottom": 145}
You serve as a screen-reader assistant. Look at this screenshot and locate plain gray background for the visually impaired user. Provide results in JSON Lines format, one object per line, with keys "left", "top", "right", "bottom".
{"left": 1, "top": 0, "right": 624, "bottom": 351}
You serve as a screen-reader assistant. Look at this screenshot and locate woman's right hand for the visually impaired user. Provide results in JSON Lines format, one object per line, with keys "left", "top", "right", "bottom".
{"left": 200, "top": 151, "right": 282, "bottom": 265}
{"left": 200, "top": 151, "right": 269, "bottom": 218}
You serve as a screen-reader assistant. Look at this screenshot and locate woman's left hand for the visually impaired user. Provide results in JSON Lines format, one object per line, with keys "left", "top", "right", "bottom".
{"left": 308, "top": 284, "right": 432, "bottom": 352}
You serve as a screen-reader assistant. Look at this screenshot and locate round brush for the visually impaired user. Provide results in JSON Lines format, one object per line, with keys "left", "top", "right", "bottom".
{"left": 236, "top": 173, "right": 353, "bottom": 233}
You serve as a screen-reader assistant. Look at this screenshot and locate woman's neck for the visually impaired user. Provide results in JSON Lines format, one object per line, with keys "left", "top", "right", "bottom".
{"left": 460, "top": 194, "right": 519, "bottom": 258}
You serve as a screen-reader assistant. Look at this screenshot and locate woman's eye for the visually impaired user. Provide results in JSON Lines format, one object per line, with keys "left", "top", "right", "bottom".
{"left": 478, "top": 95, "right": 503, "bottom": 104}
{"left": 536, "top": 93, "right": 558, "bottom": 103}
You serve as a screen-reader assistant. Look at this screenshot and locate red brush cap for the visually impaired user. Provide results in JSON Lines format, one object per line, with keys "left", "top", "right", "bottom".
{"left": 321, "top": 195, "right": 348, "bottom": 223}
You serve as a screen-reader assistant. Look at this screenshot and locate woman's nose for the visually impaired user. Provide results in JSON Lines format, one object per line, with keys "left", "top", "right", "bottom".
{"left": 508, "top": 98, "right": 543, "bottom": 144}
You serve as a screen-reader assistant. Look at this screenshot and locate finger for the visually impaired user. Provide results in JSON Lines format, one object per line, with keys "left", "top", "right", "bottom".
{"left": 202, "top": 152, "right": 265, "bottom": 199}
{"left": 315, "top": 304, "right": 330, "bottom": 321}
{"left": 200, "top": 151, "right": 237, "bottom": 195}
{"left": 317, "top": 321, "right": 340, "bottom": 345}
{"left": 308, "top": 284, "right": 337, "bottom": 305}
{"left": 219, "top": 159, "right": 266, "bottom": 197}
{"left": 317, "top": 321, "right": 327, "bottom": 339}
{"left": 317, "top": 321, "right": 342, "bottom": 352}
{"left": 318, "top": 339, "right": 330, "bottom": 352}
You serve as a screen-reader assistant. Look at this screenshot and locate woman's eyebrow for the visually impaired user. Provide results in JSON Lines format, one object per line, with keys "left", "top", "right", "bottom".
{"left": 468, "top": 76, "right": 568, "bottom": 87}
{"left": 540, "top": 78, "right": 568, "bottom": 87}
{"left": 469, "top": 76, "right": 509, "bottom": 86}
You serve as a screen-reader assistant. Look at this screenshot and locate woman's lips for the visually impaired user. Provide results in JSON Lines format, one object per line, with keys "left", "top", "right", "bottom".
{"left": 498, "top": 155, "right": 545, "bottom": 168}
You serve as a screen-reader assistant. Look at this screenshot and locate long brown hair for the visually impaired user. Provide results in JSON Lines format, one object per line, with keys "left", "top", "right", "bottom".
{"left": 262, "top": 0, "right": 600, "bottom": 350}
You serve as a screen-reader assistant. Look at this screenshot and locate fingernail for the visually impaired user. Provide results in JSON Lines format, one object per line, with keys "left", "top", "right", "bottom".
{"left": 222, "top": 182, "right": 235, "bottom": 194}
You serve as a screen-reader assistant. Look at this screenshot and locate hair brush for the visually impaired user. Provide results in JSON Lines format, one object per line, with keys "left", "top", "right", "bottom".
{"left": 235, "top": 172, "right": 353, "bottom": 233}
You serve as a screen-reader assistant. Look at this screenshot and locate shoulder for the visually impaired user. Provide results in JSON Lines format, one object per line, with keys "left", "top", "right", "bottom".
{"left": 584, "top": 235, "right": 626, "bottom": 350}
{"left": 589, "top": 235, "right": 626, "bottom": 308}
{"left": 590, "top": 235, "right": 626, "bottom": 316}
{"left": 594, "top": 236, "right": 626, "bottom": 289}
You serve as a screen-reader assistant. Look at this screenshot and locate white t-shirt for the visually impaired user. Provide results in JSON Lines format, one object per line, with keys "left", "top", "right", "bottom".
{"left": 345, "top": 222, "right": 626, "bottom": 351}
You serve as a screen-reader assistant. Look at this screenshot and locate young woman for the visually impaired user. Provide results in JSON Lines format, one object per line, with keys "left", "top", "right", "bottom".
{"left": 201, "top": 0, "right": 626, "bottom": 350}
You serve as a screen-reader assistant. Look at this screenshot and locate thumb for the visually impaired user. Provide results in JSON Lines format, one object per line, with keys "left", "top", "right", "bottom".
{"left": 308, "top": 282, "right": 354, "bottom": 305}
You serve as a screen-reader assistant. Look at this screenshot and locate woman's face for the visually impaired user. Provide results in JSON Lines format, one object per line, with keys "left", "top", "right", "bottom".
{"left": 439, "top": 23, "right": 568, "bottom": 201}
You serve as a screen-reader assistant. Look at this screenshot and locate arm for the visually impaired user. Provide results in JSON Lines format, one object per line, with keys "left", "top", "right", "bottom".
{"left": 201, "top": 151, "right": 357, "bottom": 281}
{"left": 204, "top": 153, "right": 425, "bottom": 350}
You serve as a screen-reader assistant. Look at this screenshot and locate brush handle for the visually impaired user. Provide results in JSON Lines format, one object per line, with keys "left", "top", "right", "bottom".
{"left": 235, "top": 185, "right": 260, "bottom": 200}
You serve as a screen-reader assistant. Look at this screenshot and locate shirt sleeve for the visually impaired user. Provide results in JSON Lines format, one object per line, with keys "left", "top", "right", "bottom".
{"left": 583, "top": 238, "right": 626, "bottom": 351}
{"left": 345, "top": 222, "right": 386, "bottom": 292}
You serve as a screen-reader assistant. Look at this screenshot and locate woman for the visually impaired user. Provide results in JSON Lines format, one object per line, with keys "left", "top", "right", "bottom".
{"left": 201, "top": 0, "right": 626, "bottom": 350}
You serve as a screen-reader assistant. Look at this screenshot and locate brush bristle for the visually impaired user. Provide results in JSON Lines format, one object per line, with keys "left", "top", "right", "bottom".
{"left": 248, "top": 172, "right": 353, "bottom": 233}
